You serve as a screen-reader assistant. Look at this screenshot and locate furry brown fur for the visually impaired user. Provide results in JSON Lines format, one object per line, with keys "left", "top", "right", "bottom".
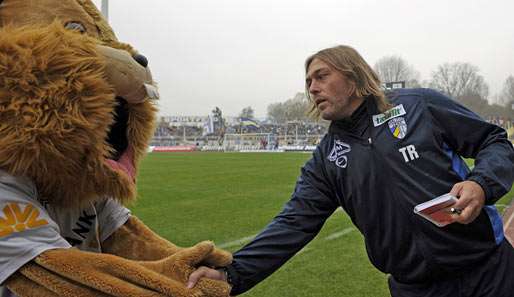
{"left": 0, "top": 23, "right": 140, "bottom": 208}
{"left": 8, "top": 244, "right": 230, "bottom": 297}
{"left": 0, "top": 0, "right": 116, "bottom": 44}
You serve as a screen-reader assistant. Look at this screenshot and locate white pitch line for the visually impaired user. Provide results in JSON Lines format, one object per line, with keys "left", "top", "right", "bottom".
{"left": 299, "top": 228, "right": 355, "bottom": 255}
{"left": 325, "top": 227, "right": 355, "bottom": 240}
{"left": 218, "top": 226, "right": 355, "bottom": 250}
{"left": 218, "top": 234, "right": 257, "bottom": 249}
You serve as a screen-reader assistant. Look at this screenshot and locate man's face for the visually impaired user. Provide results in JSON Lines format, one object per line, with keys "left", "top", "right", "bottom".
{"left": 306, "top": 58, "right": 363, "bottom": 121}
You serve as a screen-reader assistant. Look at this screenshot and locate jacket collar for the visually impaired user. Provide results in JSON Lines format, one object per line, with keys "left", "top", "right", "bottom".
{"left": 329, "top": 95, "right": 376, "bottom": 136}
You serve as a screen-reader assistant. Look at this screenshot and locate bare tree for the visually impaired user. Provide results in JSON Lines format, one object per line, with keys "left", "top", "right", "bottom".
{"left": 239, "top": 106, "right": 255, "bottom": 119}
{"left": 457, "top": 92, "right": 489, "bottom": 115}
{"left": 429, "top": 62, "right": 489, "bottom": 100}
{"left": 267, "top": 102, "right": 287, "bottom": 124}
{"left": 500, "top": 75, "right": 514, "bottom": 107}
{"left": 373, "top": 55, "right": 420, "bottom": 87}
{"left": 267, "top": 93, "right": 310, "bottom": 124}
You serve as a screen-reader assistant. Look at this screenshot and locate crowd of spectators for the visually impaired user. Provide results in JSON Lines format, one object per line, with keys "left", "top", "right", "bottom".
{"left": 153, "top": 116, "right": 513, "bottom": 145}
{"left": 154, "top": 121, "right": 328, "bottom": 138}
{"left": 153, "top": 125, "right": 203, "bottom": 138}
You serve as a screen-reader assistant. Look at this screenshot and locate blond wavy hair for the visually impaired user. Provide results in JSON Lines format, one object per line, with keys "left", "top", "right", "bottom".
{"left": 305, "top": 45, "right": 391, "bottom": 118}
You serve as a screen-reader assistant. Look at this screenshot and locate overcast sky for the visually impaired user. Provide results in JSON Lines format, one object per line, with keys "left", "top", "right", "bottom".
{"left": 92, "top": 0, "right": 514, "bottom": 118}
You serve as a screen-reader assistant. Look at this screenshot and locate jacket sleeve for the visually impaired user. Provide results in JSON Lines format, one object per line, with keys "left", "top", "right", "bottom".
{"left": 227, "top": 147, "right": 338, "bottom": 295}
{"left": 424, "top": 88, "right": 514, "bottom": 204}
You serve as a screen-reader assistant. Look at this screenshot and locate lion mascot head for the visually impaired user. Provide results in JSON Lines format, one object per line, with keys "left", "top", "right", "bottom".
{"left": 0, "top": 0, "right": 159, "bottom": 208}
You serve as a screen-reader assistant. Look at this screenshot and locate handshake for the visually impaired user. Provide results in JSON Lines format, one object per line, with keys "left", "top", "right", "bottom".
{"left": 7, "top": 238, "right": 233, "bottom": 297}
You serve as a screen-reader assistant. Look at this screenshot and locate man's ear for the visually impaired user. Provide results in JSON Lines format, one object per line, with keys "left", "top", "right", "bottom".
{"left": 347, "top": 79, "right": 357, "bottom": 98}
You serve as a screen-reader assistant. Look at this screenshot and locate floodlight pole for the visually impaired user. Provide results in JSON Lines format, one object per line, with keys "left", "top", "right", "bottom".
{"left": 101, "top": 0, "right": 109, "bottom": 20}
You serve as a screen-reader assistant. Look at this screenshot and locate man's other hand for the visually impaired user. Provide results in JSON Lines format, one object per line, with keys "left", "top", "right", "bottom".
{"left": 450, "top": 181, "right": 486, "bottom": 224}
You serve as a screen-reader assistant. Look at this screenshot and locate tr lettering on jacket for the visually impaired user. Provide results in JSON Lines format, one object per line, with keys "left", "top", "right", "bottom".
{"left": 399, "top": 144, "right": 419, "bottom": 162}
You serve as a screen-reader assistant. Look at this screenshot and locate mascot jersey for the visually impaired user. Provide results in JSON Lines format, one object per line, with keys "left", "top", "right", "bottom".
{"left": 0, "top": 171, "right": 130, "bottom": 297}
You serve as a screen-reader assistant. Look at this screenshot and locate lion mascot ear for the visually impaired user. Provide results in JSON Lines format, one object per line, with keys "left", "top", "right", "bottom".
{"left": 0, "top": 1, "right": 231, "bottom": 296}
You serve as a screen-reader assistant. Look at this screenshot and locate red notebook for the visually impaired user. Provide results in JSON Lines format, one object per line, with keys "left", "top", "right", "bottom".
{"left": 414, "top": 193, "right": 458, "bottom": 227}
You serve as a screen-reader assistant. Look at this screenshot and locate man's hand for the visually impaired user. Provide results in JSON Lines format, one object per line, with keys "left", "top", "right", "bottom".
{"left": 449, "top": 181, "right": 486, "bottom": 224}
{"left": 187, "top": 266, "right": 227, "bottom": 289}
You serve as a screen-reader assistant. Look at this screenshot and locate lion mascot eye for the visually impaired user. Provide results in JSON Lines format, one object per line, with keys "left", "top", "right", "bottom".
{"left": 64, "top": 21, "right": 87, "bottom": 33}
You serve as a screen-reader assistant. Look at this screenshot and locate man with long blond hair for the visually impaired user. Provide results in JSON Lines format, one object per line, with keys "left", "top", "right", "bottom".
{"left": 188, "top": 45, "right": 514, "bottom": 297}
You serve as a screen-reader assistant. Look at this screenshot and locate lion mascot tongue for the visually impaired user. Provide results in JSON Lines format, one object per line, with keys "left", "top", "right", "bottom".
{"left": 0, "top": 1, "right": 231, "bottom": 296}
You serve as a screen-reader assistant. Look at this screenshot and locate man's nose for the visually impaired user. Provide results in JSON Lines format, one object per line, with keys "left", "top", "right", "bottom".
{"left": 309, "top": 81, "right": 320, "bottom": 94}
{"left": 133, "top": 54, "right": 148, "bottom": 68}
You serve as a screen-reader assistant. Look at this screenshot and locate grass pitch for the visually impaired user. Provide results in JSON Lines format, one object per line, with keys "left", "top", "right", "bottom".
{"left": 131, "top": 152, "right": 513, "bottom": 297}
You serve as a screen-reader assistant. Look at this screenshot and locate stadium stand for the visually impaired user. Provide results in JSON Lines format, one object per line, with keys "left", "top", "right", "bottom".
{"left": 151, "top": 117, "right": 328, "bottom": 152}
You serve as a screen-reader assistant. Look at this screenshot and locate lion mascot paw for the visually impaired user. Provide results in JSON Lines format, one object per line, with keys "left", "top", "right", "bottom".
{"left": 0, "top": 1, "right": 231, "bottom": 296}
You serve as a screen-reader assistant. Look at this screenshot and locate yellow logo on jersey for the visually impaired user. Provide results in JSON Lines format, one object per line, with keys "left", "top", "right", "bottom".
{"left": 0, "top": 203, "right": 49, "bottom": 237}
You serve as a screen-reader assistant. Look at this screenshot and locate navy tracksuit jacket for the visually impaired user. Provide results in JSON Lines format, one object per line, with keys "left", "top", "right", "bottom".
{"left": 226, "top": 88, "right": 514, "bottom": 295}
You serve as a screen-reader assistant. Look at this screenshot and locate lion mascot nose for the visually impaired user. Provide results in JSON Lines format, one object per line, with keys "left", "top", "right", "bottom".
{"left": 133, "top": 53, "right": 148, "bottom": 68}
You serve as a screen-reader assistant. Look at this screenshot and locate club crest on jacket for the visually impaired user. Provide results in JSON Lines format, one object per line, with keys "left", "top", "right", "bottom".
{"left": 388, "top": 117, "right": 408, "bottom": 139}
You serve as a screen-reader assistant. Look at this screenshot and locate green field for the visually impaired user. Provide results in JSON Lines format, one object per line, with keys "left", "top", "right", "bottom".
{"left": 131, "top": 152, "right": 513, "bottom": 297}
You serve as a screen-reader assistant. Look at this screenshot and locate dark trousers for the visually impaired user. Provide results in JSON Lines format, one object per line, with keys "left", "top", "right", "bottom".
{"left": 389, "top": 240, "right": 514, "bottom": 297}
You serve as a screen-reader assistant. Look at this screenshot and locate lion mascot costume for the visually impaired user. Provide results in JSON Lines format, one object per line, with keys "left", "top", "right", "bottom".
{"left": 0, "top": 1, "right": 231, "bottom": 296}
